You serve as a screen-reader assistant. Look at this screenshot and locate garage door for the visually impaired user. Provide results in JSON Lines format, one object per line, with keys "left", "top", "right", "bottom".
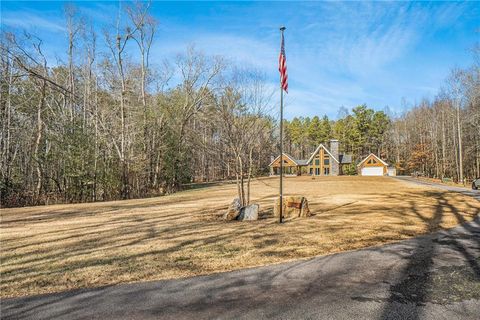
{"left": 361, "top": 167, "right": 384, "bottom": 176}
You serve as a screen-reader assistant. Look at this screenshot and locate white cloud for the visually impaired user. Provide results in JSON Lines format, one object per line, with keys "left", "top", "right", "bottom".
{"left": 151, "top": 33, "right": 277, "bottom": 69}
{"left": 290, "top": 1, "right": 469, "bottom": 76}
{"left": 2, "top": 12, "right": 65, "bottom": 33}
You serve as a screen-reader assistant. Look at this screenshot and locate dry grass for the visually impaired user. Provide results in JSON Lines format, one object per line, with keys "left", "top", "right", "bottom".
{"left": 1, "top": 176, "right": 479, "bottom": 298}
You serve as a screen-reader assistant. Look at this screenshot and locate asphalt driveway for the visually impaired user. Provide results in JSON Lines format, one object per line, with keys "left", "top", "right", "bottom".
{"left": 2, "top": 178, "right": 479, "bottom": 320}
{"left": 395, "top": 176, "right": 480, "bottom": 200}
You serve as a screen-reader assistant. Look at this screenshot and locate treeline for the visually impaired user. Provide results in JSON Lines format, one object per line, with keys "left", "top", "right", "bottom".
{"left": 282, "top": 106, "right": 390, "bottom": 174}
{"left": 0, "top": 3, "right": 275, "bottom": 207}
{"left": 386, "top": 66, "right": 479, "bottom": 181}
{"left": 282, "top": 56, "right": 480, "bottom": 181}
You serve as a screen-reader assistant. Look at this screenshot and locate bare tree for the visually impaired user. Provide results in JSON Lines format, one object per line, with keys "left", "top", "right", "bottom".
{"left": 215, "top": 68, "right": 272, "bottom": 206}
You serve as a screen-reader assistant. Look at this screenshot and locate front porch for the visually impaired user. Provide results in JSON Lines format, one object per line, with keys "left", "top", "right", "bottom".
{"left": 270, "top": 165, "right": 303, "bottom": 176}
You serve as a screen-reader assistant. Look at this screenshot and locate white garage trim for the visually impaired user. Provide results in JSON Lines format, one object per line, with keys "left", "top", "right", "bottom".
{"left": 357, "top": 153, "right": 388, "bottom": 167}
{"left": 361, "top": 167, "right": 384, "bottom": 176}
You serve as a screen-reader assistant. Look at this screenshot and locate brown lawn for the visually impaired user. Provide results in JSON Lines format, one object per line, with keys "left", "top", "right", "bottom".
{"left": 1, "top": 176, "right": 479, "bottom": 298}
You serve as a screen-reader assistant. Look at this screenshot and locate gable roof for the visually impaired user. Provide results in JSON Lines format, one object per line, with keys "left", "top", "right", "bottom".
{"left": 307, "top": 144, "right": 339, "bottom": 164}
{"left": 268, "top": 153, "right": 299, "bottom": 167}
{"left": 339, "top": 154, "right": 352, "bottom": 164}
{"left": 357, "top": 153, "right": 388, "bottom": 167}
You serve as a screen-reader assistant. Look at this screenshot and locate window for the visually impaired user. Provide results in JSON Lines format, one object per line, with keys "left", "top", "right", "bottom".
{"left": 315, "top": 159, "right": 320, "bottom": 165}
{"left": 324, "top": 158, "right": 329, "bottom": 166}
{"left": 310, "top": 168, "right": 313, "bottom": 174}
{"left": 315, "top": 168, "right": 320, "bottom": 175}
{"left": 324, "top": 168, "right": 330, "bottom": 175}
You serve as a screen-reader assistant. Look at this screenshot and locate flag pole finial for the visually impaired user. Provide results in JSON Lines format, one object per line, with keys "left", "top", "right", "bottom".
{"left": 280, "top": 26, "right": 286, "bottom": 31}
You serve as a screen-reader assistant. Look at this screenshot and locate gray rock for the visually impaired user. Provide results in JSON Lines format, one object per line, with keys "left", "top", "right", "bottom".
{"left": 237, "top": 204, "right": 259, "bottom": 221}
{"left": 224, "top": 198, "right": 242, "bottom": 220}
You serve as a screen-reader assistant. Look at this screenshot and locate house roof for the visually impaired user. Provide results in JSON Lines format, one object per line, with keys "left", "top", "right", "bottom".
{"left": 268, "top": 153, "right": 299, "bottom": 167}
{"left": 307, "top": 144, "right": 340, "bottom": 164}
{"left": 268, "top": 143, "right": 352, "bottom": 167}
{"left": 296, "top": 159, "right": 309, "bottom": 166}
{"left": 339, "top": 154, "right": 352, "bottom": 164}
{"left": 357, "top": 153, "right": 388, "bottom": 167}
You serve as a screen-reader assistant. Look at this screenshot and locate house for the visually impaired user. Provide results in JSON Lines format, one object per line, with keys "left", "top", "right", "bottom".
{"left": 268, "top": 153, "right": 304, "bottom": 176}
{"left": 357, "top": 153, "right": 388, "bottom": 176}
{"left": 269, "top": 139, "right": 352, "bottom": 176}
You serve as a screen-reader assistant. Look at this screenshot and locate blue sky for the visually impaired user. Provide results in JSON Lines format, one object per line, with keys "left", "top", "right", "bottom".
{"left": 1, "top": 1, "right": 479, "bottom": 119}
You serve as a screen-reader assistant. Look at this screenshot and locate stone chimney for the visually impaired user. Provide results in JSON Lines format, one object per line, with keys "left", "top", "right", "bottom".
{"left": 330, "top": 139, "right": 339, "bottom": 176}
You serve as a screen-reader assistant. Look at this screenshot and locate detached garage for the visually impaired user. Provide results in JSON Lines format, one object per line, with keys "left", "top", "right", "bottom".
{"left": 357, "top": 153, "right": 388, "bottom": 176}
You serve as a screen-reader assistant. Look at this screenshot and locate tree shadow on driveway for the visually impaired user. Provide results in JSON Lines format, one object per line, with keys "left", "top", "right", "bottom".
{"left": 378, "top": 192, "right": 480, "bottom": 320}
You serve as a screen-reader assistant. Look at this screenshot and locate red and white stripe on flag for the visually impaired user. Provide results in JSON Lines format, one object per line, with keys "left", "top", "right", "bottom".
{"left": 279, "top": 32, "right": 288, "bottom": 93}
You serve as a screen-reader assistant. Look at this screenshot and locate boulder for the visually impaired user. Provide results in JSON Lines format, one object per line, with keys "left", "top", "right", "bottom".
{"left": 223, "top": 198, "right": 242, "bottom": 221}
{"left": 273, "top": 196, "right": 311, "bottom": 219}
{"left": 237, "top": 204, "right": 259, "bottom": 221}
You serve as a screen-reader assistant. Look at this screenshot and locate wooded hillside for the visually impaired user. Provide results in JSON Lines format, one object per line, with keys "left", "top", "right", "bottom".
{"left": 1, "top": 4, "right": 478, "bottom": 207}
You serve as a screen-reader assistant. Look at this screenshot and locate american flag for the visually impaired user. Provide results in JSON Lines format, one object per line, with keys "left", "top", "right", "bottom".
{"left": 279, "top": 32, "right": 288, "bottom": 93}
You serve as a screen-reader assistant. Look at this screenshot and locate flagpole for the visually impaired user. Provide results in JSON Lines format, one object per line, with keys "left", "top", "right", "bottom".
{"left": 279, "top": 26, "right": 285, "bottom": 224}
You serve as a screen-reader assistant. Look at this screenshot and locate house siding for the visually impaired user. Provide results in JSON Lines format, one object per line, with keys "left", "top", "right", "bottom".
{"left": 269, "top": 141, "right": 351, "bottom": 176}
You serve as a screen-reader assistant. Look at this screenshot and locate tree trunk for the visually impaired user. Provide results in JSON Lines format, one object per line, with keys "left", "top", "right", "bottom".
{"left": 441, "top": 109, "right": 446, "bottom": 178}
{"left": 456, "top": 101, "right": 464, "bottom": 182}
{"left": 246, "top": 146, "right": 254, "bottom": 205}
{"left": 452, "top": 117, "right": 459, "bottom": 181}
{"left": 34, "top": 79, "right": 46, "bottom": 202}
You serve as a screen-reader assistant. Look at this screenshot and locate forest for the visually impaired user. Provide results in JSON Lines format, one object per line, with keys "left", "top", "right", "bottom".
{"left": 1, "top": 3, "right": 479, "bottom": 207}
